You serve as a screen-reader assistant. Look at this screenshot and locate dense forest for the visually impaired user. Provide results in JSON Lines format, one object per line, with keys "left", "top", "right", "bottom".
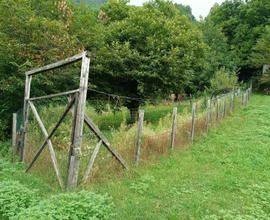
{"left": 0, "top": 0, "right": 269, "bottom": 139}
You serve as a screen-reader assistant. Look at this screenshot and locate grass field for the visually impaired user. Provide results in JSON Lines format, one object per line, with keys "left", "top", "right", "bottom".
{"left": 1, "top": 94, "right": 269, "bottom": 219}
{"left": 92, "top": 94, "right": 270, "bottom": 219}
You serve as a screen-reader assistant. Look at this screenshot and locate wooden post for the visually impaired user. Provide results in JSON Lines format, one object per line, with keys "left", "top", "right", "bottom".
{"left": 216, "top": 97, "right": 220, "bottom": 121}
{"left": 170, "top": 107, "right": 177, "bottom": 149}
{"left": 67, "top": 54, "right": 90, "bottom": 188}
{"left": 12, "top": 113, "right": 17, "bottom": 162}
{"left": 206, "top": 99, "right": 211, "bottom": 132}
{"left": 21, "top": 75, "right": 32, "bottom": 162}
{"left": 135, "top": 110, "right": 144, "bottom": 166}
{"left": 191, "top": 103, "right": 196, "bottom": 143}
{"left": 230, "top": 93, "right": 234, "bottom": 113}
{"left": 223, "top": 97, "right": 227, "bottom": 118}
{"left": 245, "top": 92, "right": 248, "bottom": 106}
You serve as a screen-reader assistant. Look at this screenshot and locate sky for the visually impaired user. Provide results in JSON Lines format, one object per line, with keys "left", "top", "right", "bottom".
{"left": 129, "top": 0, "right": 225, "bottom": 19}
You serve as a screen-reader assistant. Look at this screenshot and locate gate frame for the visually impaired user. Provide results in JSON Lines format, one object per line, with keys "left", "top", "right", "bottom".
{"left": 21, "top": 51, "right": 128, "bottom": 189}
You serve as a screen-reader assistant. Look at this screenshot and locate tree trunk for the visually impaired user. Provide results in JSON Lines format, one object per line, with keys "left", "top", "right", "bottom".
{"left": 127, "top": 100, "right": 140, "bottom": 124}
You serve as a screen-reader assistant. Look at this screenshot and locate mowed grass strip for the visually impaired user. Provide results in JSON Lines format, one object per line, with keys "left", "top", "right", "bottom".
{"left": 94, "top": 94, "right": 270, "bottom": 219}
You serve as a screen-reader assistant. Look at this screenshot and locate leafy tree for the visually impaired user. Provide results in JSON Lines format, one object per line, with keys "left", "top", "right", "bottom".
{"left": 251, "top": 26, "right": 270, "bottom": 67}
{"left": 200, "top": 18, "right": 239, "bottom": 80}
{"left": 93, "top": 0, "right": 207, "bottom": 122}
{"left": 207, "top": 0, "right": 270, "bottom": 80}
{"left": 0, "top": 0, "right": 79, "bottom": 139}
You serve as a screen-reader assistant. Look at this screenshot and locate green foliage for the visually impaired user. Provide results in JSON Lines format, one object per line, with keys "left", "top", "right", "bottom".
{"left": 0, "top": 181, "right": 38, "bottom": 219}
{"left": 0, "top": 0, "right": 80, "bottom": 139}
{"left": 209, "top": 68, "right": 238, "bottom": 95}
{"left": 0, "top": 141, "right": 10, "bottom": 158}
{"left": 251, "top": 25, "right": 270, "bottom": 67}
{"left": 255, "top": 71, "right": 270, "bottom": 90}
{"left": 200, "top": 18, "right": 238, "bottom": 78}
{"left": 94, "top": 0, "right": 208, "bottom": 108}
{"left": 12, "top": 191, "right": 115, "bottom": 220}
{"left": 206, "top": 0, "right": 270, "bottom": 78}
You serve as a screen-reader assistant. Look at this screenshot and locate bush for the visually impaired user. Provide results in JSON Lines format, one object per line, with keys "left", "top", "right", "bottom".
{"left": 209, "top": 68, "right": 238, "bottom": 96}
{"left": 12, "top": 191, "right": 115, "bottom": 220}
{"left": 0, "top": 181, "right": 38, "bottom": 219}
{"left": 0, "top": 141, "right": 10, "bottom": 158}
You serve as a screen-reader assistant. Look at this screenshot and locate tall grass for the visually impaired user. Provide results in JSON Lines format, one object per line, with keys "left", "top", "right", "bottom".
{"left": 24, "top": 92, "right": 243, "bottom": 187}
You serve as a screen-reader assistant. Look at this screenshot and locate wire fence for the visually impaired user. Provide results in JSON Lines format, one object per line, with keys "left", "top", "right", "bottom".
{"left": 11, "top": 87, "right": 252, "bottom": 187}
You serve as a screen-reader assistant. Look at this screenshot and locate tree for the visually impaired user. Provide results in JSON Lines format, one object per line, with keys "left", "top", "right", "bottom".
{"left": 206, "top": 0, "right": 270, "bottom": 80}
{"left": 200, "top": 18, "right": 239, "bottom": 82}
{"left": 0, "top": 0, "right": 80, "bottom": 139}
{"left": 250, "top": 26, "right": 270, "bottom": 67}
{"left": 92, "top": 0, "right": 207, "bottom": 122}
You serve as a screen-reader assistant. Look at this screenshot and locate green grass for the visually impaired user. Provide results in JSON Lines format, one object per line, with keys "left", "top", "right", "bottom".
{"left": 90, "top": 94, "right": 270, "bottom": 219}
{"left": 1, "top": 94, "right": 270, "bottom": 219}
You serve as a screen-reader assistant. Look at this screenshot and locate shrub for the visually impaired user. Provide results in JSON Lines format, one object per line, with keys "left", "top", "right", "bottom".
{"left": 12, "top": 191, "right": 115, "bottom": 220}
{"left": 0, "top": 181, "right": 38, "bottom": 219}
{"left": 209, "top": 68, "right": 238, "bottom": 96}
{"left": 0, "top": 141, "right": 10, "bottom": 158}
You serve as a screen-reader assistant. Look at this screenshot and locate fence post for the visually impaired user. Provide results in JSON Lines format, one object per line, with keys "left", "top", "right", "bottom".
{"left": 191, "top": 103, "right": 196, "bottom": 143}
{"left": 135, "top": 110, "right": 144, "bottom": 166}
{"left": 245, "top": 91, "right": 248, "bottom": 106}
{"left": 206, "top": 99, "right": 211, "bottom": 132}
{"left": 12, "top": 113, "right": 17, "bottom": 162}
{"left": 216, "top": 96, "right": 220, "bottom": 121}
{"left": 230, "top": 93, "right": 234, "bottom": 113}
{"left": 223, "top": 97, "right": 227, "bottom": 118}
{"left": 170, "top": 107, "right": 177, "bottom": 150}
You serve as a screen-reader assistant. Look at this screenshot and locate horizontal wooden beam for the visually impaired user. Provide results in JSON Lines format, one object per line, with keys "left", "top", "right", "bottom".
{"left": 26, "top": 52, "right": 87, "bottom": 76}
{"left": 28, "top": 89, "right": 79, "bottom": 101}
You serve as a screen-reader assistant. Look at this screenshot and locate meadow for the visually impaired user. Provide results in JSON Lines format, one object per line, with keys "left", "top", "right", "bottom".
{"left": 2, "top": 93, "right": 268, "bottom": 219}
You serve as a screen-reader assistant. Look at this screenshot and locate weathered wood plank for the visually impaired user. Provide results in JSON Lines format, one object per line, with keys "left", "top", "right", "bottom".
{"left": 230, "top": 93, "right": 234, "bottom": 113}
{"left": 67, "top": 54, "right": 90, "bottom": 188}
{"left": 135, "top": 110, "right": 144, "bottom": 165}
{"left": 216, "top": 96, "right": 220, "bottom": 121}
{"left": 191, "top": 103, "right": 196, "bottom": 143}
{"left": 28, "top": 89, "right": 79, "bottom": 102}
{"left": 82, "top": 140, "right": 102, "bottom": 183}
{"left": 12, "top": 113, "right": 17, "bottom": 162}
{"left": 21, "top": 75, "right": 32, "bottom": 162}
{"left": 84, "top": 115, "right": 128, "bottom": 169}
{"left": 26, "top": 52, "right": 86, "bottom": 76}
{"left": 206, "top": 99, "right": 211, "bottom": 132}
{"left": 223, "top": 97, "right": 227, "bottom": 118}
{"left": 26, "top": 97, "right": 75, "bottom": 172}
{"left": 170, "top": 107, "right": 177, "bottom": 149}
{"left": 29, "top": 101, "right": 64, "bottom": 189}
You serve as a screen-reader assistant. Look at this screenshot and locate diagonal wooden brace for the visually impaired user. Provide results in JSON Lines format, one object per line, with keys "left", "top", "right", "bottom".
{"left": 84, "top": 115, "right": 128, "bottom": 170}
{"left": 26, "top": 96, "right": 75, "bottom": 173}
{"left": 82, "top": 139, "right": 102, "bottom": 183}
{"left": 29, "top": 101, "right": 64, "bottom": 189}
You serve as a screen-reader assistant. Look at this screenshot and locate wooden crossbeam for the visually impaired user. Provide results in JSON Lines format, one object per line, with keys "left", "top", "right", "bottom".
{"left": 28, "top": 101, "right": 64, "bottom": 189}
{"left": 28, "top": 89, "right": 79, "bottom": 102}
{"left": 26, "top": 52, "right": 87, "bottom": 76}
{"left": 82, "top": 140, "right": 102, "bottom": 183}
{"left": 84, "top": 115, "right": 128, "bottom": 170}
{"left": 26, "top": 96, "right": 75, "bottom": 172}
